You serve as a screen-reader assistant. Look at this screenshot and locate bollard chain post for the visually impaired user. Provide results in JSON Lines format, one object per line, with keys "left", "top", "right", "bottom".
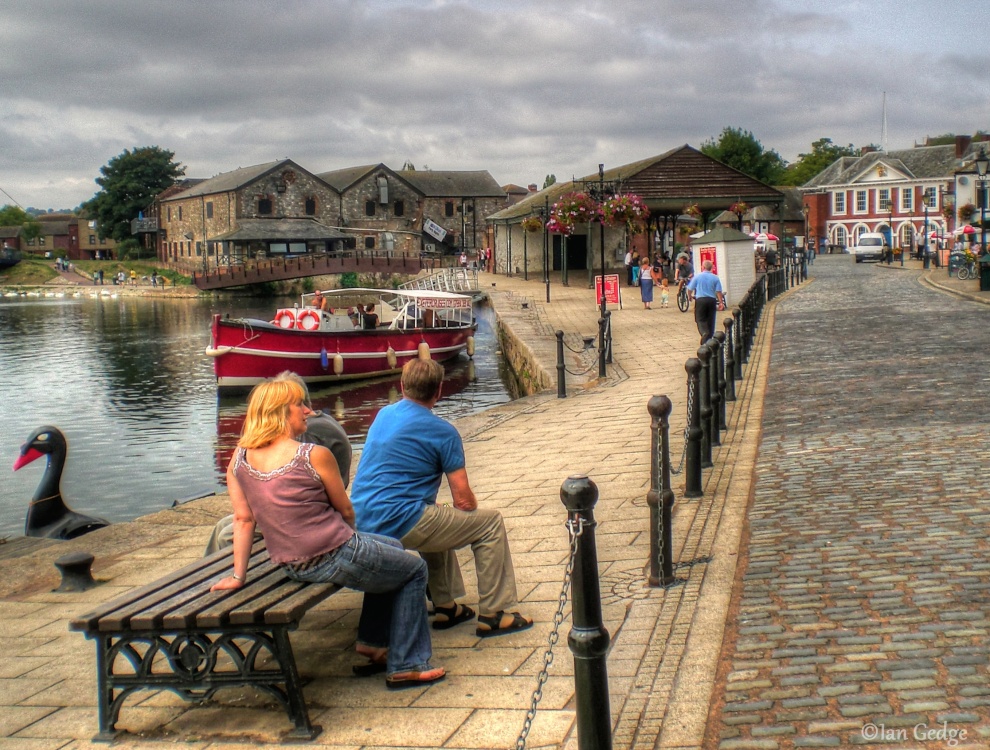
{"left": 598, "top": 316, "right": 606, "bottom": 379}
{"left": 722, "top": 317, "right": 736, "bottom": 402}
{"left": 647, "top": 396, "right": 676, "bottom": 586}
{"left": 556, "top": 330, "right": 566, "bottom": 399}
{"left": 684, "top": 358, "right": 703, "bottom": 498}
{"left": 732, "top": 307, "right": 744, "bottom": 379}
{"left": 713, "top": 331, "right": 728, "bottom": 430}
{"left": 697, "top": 344, "right": 713, "bottom": 469}
{"left": 559, "top": 475, "right": 612, "bottom": 750}
{"left": 707, "top": 336, "right": 721, "bottom": 447}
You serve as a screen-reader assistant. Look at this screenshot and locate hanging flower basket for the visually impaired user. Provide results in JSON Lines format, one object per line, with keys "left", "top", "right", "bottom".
{"left": 728, "top": 201, "right": 749, "bottom": 216}
{"left": 547, "top": 192, "right": 600, "bottom": 235}
{"left": 683, "top": 203, "right": 702, "bottom": 219}
{"left": 958, "top": 202, "right": 977, "bottom": 222}
{"left": 520, "top": 216, "right": 544, "bottom": 233}
{"left": 601, "top": 193, "right": 650, "bottom": 233}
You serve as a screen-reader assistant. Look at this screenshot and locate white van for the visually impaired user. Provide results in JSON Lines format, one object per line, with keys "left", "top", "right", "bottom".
{"left": 850, "top": 232, "right": 888, "bottom": 263}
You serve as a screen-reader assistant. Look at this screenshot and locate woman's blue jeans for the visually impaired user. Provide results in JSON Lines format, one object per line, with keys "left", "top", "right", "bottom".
{"left": 284, "top": 532, "right": 432, "bottom": 676}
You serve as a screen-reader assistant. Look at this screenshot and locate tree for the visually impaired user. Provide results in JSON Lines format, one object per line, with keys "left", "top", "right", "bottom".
{"left": 0, "top": 204, "right": 42, "bottom": 241}
{"left": 700, "top": 127, "right": 786, "bottom": 185}
{"left": 401, "top": 160, "right": 416, "bottom": 171}
{"left": 543, "top": 174, "right": 557, "bottom": 189}
{"left": 84, "top": 146, "right": 184, "bottom": 242}
{"left": 779, "top": 138, "right": 858, "bottom": 186}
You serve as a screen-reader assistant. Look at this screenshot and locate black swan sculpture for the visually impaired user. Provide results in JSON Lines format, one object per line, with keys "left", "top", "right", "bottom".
{"left": 13, "top": 425, "right": 110, "bottom": 539}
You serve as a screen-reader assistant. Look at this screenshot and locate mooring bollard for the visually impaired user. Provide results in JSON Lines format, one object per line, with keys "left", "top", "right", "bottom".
{"left": 559, "top": 475, "right": 612, "bottom": 750}
{"left": 722, "top": 318, "right": 736, "bottom": 402}
{"left": 713, "top": 331, "right": 728, "bottom": 430}
{"left": 697, "top": 345, "right": 713, "bottom": 469}
{"left": 707, "top": 337, "right": 721, "bottom": 447}
{"left": 684, "top": 358, "right": 703, "bottom": 498}
{"left": 556, "top": 330, "right": 566, "bottom": 399}
{"left": 647, "top": 397, "right": 676, "bottom": 586}
{"left": 54, "top": 552, "right": 98, "bottom": 592}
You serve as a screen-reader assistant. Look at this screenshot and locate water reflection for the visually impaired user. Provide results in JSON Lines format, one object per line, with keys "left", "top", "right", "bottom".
{"left": 0, "top": 295, "right": 510, "bottom": 537}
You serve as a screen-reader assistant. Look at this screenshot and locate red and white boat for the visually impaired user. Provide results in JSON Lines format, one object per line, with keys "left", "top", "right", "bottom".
{"left": 207, "top": 288, "right": 476, "bottom": 390}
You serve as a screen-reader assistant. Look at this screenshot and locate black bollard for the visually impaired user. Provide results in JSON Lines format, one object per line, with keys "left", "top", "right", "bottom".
{"left": 556, "top": 330, "right": 566, "bottom": 399}
{"left": 604, "top": 311, "right": 612, "bottom": 365}
{"left": 647, "top": 396, "right": 676, "bottom": 586}
{"left": 697, "top": 345, "right": 713, "bottom": 468}
{"left": 684, "top": 358, "right": 703, "bottom": 498}
{"left": 598, "top": 316, "right": 606, "bottom": 379}
{"left": 54, "top": 552, "right": 98, "bottom": 592}
{"left": 713, "top": 331, "right": 728, "bottom": 429}
{"left": 732, "top": 307, "right": 744, "bottom": 380}
{"left": 559, "top": 475, "right": 612, "bottom": 750}
{"left": 707, "top": 337, "right": 721, "bottom": 446}
{"left": 722, "top": 318, "right": 736, "bottom": 402}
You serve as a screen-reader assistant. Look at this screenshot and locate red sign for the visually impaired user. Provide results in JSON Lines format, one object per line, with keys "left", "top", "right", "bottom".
{"left": 595, "top": 274, "right": 622, "bottom": 308}
{"left": 698, "top": 246, "right": 718, "bottom": 274}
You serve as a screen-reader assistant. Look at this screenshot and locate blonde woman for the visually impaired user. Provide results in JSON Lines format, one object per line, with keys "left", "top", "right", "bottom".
{"left": 211, "top": 377, "right": 444, "bottom": 689}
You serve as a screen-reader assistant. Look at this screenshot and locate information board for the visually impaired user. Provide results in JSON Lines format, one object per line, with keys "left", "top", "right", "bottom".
{"left": 594, "top": 273, "right": 622, "bottom": 309}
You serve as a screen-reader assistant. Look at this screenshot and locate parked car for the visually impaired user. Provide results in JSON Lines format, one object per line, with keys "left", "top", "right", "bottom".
{"left": 850, "top": 233, "right": 888, "bottom": 263}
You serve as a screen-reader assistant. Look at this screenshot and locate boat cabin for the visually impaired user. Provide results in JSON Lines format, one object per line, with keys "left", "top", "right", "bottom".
{"left": 273, "top": 288, "right": 473, "bottom": 333}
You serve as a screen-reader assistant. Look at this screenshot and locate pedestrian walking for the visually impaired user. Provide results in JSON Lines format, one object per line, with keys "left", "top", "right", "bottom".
{"left": 639, "top": 258, "right": 654, "bottom": 309}
{"left": 686, "top": 260, "right": 725, "bottom": 345}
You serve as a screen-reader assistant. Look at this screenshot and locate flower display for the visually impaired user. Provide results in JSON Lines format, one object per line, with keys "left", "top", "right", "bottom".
{"left": 728, "top": 201, "right": 749, "bottom": 216}
{"left": 959, "top": 202, "right": 977, "bottom": 222}
{"left": 683, "top": 203, "right": 702, "bottom": 218}
{"left": 520, "top": 216, "right": 544, "bottom": 232}
{"left": 547, "top": 192, "right": 600, "bottom": 235}
{"left": 601, "top": 193, "right": 650, "bottom": 233}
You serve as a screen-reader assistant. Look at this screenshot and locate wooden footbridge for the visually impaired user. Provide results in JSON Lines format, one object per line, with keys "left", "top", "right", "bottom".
{"left": 191, "top": 250, "right": 433, "bottom": 291}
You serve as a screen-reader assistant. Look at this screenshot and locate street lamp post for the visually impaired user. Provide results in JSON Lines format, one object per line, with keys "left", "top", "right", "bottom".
{"left": 976, "top": 147, "right": 989, "bottom": 256}
{"left": 923, "top": 191, "right": 930, "bottom": 269}
{"left": 543, "top": 197, "right": 551, "bottom": 304}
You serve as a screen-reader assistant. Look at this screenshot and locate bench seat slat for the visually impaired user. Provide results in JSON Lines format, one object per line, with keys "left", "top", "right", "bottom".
{"left": 163, "top": 564, "right": 287, "bottom": 629}
{"left": 244, "top": 584, "right": 342, "bottom": 626}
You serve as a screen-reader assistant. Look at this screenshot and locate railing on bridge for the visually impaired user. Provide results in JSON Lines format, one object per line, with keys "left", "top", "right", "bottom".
{"left": 398, "top": 267, "right": 479, "bottom": 295}
{"left": 191, "top": 250, "right": 428, "bottom": 291}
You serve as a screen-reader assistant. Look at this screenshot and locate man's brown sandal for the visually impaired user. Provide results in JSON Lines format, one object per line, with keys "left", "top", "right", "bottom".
{"left": 475, "top": 611, "right": 534, "bottom": 638}
{"left": 385, "top": 666, "right": 446, "bottom": 689}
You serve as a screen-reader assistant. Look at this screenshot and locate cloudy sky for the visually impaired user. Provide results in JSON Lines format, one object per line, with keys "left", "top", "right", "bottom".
{"left": 1, "top": 0, "right": 987, "bottom": 210}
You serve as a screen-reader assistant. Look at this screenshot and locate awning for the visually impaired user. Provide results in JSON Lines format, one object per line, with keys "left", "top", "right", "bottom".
{"left": 211, "top": 219, "right": 350, "bottom": 242}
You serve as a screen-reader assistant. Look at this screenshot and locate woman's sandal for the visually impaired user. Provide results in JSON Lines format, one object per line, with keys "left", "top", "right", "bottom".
{"left": 385, "top": 666, "right": 446, "bottom": 690}
{"left": 352, "top": 646, "right": 388, "bottom": 676}
{"left": 431, "top": 603, "right": 476, "bottom": 630}
{"left": 475, "top": 611, "right": 534, "bottom": 638}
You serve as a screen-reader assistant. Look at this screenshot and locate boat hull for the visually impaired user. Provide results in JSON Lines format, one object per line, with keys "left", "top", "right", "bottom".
{"left": 209, "top": 316, "right": 475, "bottom": 390}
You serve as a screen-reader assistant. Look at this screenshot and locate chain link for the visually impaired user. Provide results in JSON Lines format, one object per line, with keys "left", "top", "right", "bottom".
{"left": 515, "top": 516, "right": 585, "bottom": 750}
{"left": 655, "top": 435, "right": 666, "bottom": 580}
{"left": 670, "top": 376, "right": 694, "bottom": 476}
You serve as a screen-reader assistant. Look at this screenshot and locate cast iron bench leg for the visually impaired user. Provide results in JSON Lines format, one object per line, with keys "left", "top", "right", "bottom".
{"left": 273, "top": 627, "right": 322, "bottom": 740}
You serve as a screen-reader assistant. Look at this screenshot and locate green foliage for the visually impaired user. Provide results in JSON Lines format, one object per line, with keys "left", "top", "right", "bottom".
{"left": 301, "top": 277, "right": 315, "bottom": 293}
{"left": 0, "top": 205, "right": 42, "bottom": 240}
{"left": 114, "top": 238, "right": 142, "bottom": 260}
{"left": 341, "top": 272, "right": 359, "bottom": 288}
{"left": 0, "top": 258, "right": 57, "bottom": 285}
{"left": 779, "top": 138, "right": 858, "bottom": 186}
{"left": 543, "top": 174, "right": 557, "bottom": 189}
{"left": 84, "top": 146, "right": 185, "bottom": 243}
{"left": 701, "top": 127, "right": 786, "bottom": 184}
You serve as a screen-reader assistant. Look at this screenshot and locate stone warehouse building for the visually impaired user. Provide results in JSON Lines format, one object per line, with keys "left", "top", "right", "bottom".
{"left": 151, "top": 159, "right": 505, "bottom": 271}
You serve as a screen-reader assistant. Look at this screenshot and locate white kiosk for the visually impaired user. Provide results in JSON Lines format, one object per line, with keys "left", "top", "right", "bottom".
{"left": 690, "top": 227, "right": 756, "bottom": 307}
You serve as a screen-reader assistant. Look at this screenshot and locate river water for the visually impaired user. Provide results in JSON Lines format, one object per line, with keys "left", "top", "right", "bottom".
{"left": 0, "top": 294, "right": 511, "bottom": 537}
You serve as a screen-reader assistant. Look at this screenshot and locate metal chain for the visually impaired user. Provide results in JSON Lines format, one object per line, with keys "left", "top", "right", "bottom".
{"left": 655, "top": 437, "right": 666, "bottom": 579}
{"left": 670, "top": 376, "right": 694, "bottom": 476}
{"left": 515, "top": 516, "right": 585, "bottom": 750}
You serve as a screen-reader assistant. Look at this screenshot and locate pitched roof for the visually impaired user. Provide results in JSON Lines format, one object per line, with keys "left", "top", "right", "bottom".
{"left": 488, "top": 145, "right": 784, "bottom": 222}
{"left": 399, "top": 170, "right": 504, "bottom": 198}
{"left": 165, "top": 160, "right": 333, "bottom": 201}
{"left": 803, "top": 144, "right": 977, "bottom": 189}
{"left": 317, "top": 164, "right": 382, "bottom": 192}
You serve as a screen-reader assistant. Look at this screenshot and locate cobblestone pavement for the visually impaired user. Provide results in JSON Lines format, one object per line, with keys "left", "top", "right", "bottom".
{"left": 704, "top": 256, "right": 990, "bottom": 749}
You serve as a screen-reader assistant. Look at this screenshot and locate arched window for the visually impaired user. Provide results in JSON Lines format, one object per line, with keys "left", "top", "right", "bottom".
{"left": 834, "top": 226, "right": 847, "bottom": 247}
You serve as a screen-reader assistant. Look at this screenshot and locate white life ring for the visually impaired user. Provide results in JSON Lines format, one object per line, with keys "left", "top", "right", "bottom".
{"left": 297, "top": 309, "right": 321, "bottom": 331}
{"left": 274, "top": 309, "right": 296, "bottom": 329}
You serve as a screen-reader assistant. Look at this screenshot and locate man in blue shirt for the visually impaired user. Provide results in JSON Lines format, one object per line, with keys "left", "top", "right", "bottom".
{"left": 686, "top": 259, "right": 726, "bottom": 345}
{"left": 351, "top": 359, "right": 533, "bottom": 638}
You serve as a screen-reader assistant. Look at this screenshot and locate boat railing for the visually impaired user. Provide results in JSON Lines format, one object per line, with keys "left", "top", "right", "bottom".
{"left": 399, "top": 267, "right": 479, "bottom": 295}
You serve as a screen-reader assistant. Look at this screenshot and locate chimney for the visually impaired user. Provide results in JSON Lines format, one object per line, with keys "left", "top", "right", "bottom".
{"left": 956, "top": 135, "right": 972, "bottom": 158}
{"left": 528, "top": 184, "right": 538, "bottom": 192}
{"left": 860, "top": 146, "right": 877, "bottom": 156}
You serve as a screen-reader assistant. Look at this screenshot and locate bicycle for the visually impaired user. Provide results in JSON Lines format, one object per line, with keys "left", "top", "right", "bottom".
{"left": 957, "top": 259, "right": 979, "bottom": 280}
{"left": 676, "top": 279, "right": 691, "bottom": 312}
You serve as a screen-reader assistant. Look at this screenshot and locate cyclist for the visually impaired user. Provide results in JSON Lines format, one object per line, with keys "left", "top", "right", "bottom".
{"left": 674, "top": 253, "right": 694, "bottom": 299}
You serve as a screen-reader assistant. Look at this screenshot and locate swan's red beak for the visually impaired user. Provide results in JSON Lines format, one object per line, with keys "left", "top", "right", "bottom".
{"left": 13, "top": 447, "right": 43, "bottom": 471}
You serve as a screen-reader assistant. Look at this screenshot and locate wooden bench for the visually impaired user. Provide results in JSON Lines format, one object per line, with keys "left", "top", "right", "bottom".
{"left": 70, "top": 542, "right": 338, "bottom": 742}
